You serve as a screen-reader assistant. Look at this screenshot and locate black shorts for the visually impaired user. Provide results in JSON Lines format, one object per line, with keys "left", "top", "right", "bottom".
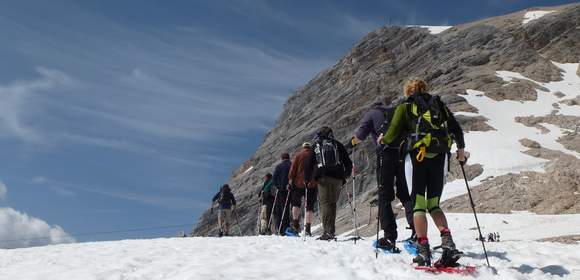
{"left": 290, "top": 187, "right": 317, "bottom": 211}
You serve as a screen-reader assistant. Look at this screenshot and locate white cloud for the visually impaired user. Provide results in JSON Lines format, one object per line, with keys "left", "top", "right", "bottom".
{"left": 0, "top": 180, "right": 6, "bottom": 200}
{"left": 0, "top": 67, "right": 74, "bottom": 143}
{"left": 0, "top": 207, "right": 75, "bottom": 249}
{"left": 31, "top": 177, "right": 48, "bottom": 184}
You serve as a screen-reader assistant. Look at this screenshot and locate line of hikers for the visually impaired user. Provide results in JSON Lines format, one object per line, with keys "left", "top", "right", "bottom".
{"left": 211, "top": 78, "right": 468, "bottom": 266}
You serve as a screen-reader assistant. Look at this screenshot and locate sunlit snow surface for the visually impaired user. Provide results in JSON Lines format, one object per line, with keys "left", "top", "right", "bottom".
{"left": 442, "top": 62, "right": 580, "bottom": 201}
{"left": 522, "top": 11, "right": 555, "bottom": 24}
{"left": 0, "top": 213, "right": 579, "bottom": 279}
{"left": 407, "top": 25, "right": 452, "bottom": 34}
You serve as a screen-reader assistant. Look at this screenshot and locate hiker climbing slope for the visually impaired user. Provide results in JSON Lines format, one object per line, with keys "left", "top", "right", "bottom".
{"left": 273, "top": 152, "right": 292, "bottom": 235}
{"left": 257, "top": 173, "right": 275, "bottom": 235}
{"left": 379, "top": 79, "right": 466, "bottom": 267}
{"left": 212, "top": 184, "right": 237, "bottom": 237}
{"left": 287, "top": 142, "right": 317, "bottom": 236}
{"left": 308, "top": 126, "right": 352, "bottom": 241}
{"left": 346, "top": 95, "right": 415, "bottom": 251}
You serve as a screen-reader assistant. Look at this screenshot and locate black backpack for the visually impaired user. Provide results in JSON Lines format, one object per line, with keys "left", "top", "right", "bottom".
{"left": 378, "top": 106, "right": 396, "bottom": 134}
{"left": 378, "top": 105, "right": 405, "bottom": 148}
{"left": 406, "top": 94, "right": 452, "bottom": 155}
{"left": 314, "top": 138, "right": 342, "bottom": 170}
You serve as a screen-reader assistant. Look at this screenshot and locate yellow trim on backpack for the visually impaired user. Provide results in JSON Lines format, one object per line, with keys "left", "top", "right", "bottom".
{"left": 416, "top": 146, "right": 426, "bottom": 162}
{"left": 409, "top": 101, "right": 453, "bottom": 156}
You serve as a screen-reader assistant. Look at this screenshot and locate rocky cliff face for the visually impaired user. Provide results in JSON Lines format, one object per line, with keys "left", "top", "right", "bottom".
{"left": 193, "top": 4, "right": 580, "bottom": 236}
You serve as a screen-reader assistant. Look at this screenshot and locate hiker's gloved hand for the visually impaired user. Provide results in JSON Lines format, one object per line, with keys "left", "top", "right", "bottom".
{"left": 377, "top": 133, "right": 385, "bottom": 145}
{"left": 344, "top": 136, "right": 358, "bottom": 153}
{"left": 457, "top": 149, "right": 467, "bottom": 165}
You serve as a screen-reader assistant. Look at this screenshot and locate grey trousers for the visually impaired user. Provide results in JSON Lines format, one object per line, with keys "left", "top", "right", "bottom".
{"left": 317, "top": 176, "right": 343, "bottom": 235}
{"left": 218, "top": 209, "right": 232, "bottom": 235}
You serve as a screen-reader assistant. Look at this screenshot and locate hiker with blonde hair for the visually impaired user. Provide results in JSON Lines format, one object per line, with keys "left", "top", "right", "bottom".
{"left": 379, "top": 78, "right": 466, "bottom": 267}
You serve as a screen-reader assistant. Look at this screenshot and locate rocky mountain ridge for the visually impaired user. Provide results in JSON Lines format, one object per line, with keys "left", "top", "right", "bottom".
{"left": 193, "top": 3, "right": 580, "bottom": 237}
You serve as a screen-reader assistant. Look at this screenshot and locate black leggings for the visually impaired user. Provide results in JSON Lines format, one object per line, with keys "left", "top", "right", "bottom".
{"left": 406, "top": 152, "right": 448, "bottom": 215}
{"left": 377, "top": 148, "right": 413, "bottom": 241}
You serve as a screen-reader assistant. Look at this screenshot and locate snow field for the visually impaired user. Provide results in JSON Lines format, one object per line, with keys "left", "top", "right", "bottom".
{"left": 407, "top": 25, "right": 452, "bottom": 34}
{"left": 442, "top": 62, "right": 580, "bottom": 201}
{"left": 0, "top": 213, "right": 579, "bottom": 280}
{"left": 522, "top": 11, "right": 555, "bottom": 25}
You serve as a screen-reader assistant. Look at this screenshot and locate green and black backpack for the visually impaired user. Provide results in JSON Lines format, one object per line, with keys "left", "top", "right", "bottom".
{"left": 405, "top": 94, "right": 453, "bottom": 161}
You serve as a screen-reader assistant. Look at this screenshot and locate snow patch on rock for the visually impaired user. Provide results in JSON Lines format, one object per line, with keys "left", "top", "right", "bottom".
{"left": 407, "top": 25, "right": 452, "bottom": 34}
{"left": 522, "top": 11, "right": 554, "bottom": 25}
{"left": 243, "top": 166, "right": 254, "bottom": 174}
{"left": 441, "top": 62, "right": 580, "bottom": 202}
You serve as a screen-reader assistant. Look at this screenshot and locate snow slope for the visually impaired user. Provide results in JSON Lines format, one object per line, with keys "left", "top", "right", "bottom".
{"left": 407, "top": 25, "right": 452, "bottom": 34}
{"left": 442, "top": 62, "right": 580, "bottom": 201}
{"left": 522, "top": 11, "right": 554, "bottom": 24}
{"left": 0, "top": 213, "right": 579, "bottom": 279}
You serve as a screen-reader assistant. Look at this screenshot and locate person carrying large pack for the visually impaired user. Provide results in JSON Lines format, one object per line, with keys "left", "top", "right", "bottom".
{"left": 272, "top": 152, "right": 292, "bottom": 235}
{"left": 212, "top": 184, "right": 237, "bottom": 237}
{"left": 379, "top": 79, "right": 467, "bottom": 267}
{"left": 307, "top": 126, "right": 353, "bottom": 241}
{"left": 345, "top": 96, "right": 415, "bottom": 252}
{"left": 287, "top": 142, "right": 318, "bottom": 236}
{"left": 257, "top": 173, "right": 275, "bottom": 235}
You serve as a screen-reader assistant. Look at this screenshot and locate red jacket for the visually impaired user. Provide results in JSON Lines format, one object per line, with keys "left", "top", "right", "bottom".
{"left": 289, "top": 147, "right": 317, "bottom": 189}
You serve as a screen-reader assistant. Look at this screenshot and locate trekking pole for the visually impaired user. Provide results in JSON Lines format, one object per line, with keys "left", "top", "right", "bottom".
{"left": 278, "top": 186, "right": 291, "bottom": 234}
{"left": 317, "top": 194, "right": 322, "bottom": 225}
{"left": 347, "top": 193, "right": 359, "bottom": 243}
{"left": 375, "top": 151, "right": 384, "bottom": 258}
{"left": 233, "top": 208, "right": 243, "bottom": 236}
{"left": 303, "top": 187, "right": 308, "bottom": 241}
{"left": 460, "top": 162, "right": 491, "bottom": 267}
{"left": 256, "top": 196, "right": 263, "bottom": 235}
{"left": 267, "top": 189, "right": 279, "bottom": 234}
{"left": 375, "top": 202, "right": 380, "bottom": 258}
{"left": 352, "top": 164, "right": 361, "bottom": 241}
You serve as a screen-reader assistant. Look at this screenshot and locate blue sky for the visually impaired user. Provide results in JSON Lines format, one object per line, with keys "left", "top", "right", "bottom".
{"left": 0, "top": 0, "right": 576, "bottom": 246}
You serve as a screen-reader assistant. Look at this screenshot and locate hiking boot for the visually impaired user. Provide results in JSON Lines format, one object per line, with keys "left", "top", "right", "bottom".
{"left": 218, "top": 230, "right": 223, "bottom": 237}
{"left": 317, "top": 232, "right": 335, "bottom": 241}
{"left": 412, "top": 242, "right": 431, "bottom": 267}
{"left": 436, "top": 248, "right": 463, "bottom": 267}
{"left": 441, "top": 230, "right": 456, "bottom": 250}
{"left": 305, "top": 224, "right": 312, "bottom": 237}
{"left": 377, "top": 238, "right": 400, "bottom": 253}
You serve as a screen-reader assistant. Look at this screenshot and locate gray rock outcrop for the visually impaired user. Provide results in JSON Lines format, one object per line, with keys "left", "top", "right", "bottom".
{"left": 442, "top": 143, "right": 580, "bottom": 214}
{"left": 193, "top": 4, "right": 580, "bottom": 236}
